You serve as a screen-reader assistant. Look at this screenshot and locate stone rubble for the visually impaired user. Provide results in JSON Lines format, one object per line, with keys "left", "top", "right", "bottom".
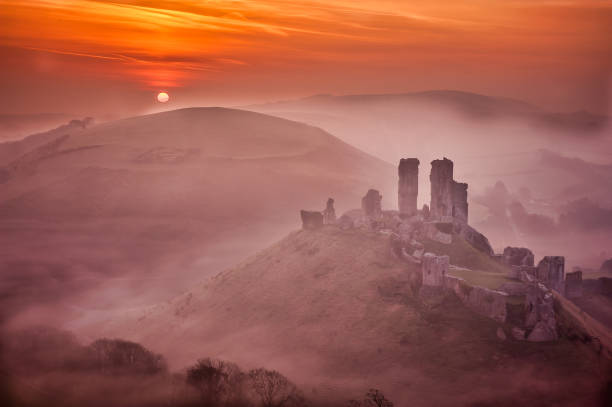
{"left": 525, "top": 283, "right": 558, "bottom": 342}
{"left": 421, "top": 253, "right": 449, "bottom": 287}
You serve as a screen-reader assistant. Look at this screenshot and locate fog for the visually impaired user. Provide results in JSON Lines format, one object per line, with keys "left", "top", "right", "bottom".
{"left": 0, "top": 107, "right": 395, "bottom": 330}
{"left": 246, "top": 91, "right": 612, "bottom": 269}
{"left": 1, "top": 93, "right": 611, "bottom": 406}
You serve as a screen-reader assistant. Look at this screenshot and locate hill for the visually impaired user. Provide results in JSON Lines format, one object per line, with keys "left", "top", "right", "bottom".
{"left": 244, "top": 91, "right": 611, "bottom": 201}
{"left": 0, "top": 108, "right": 394, "bottom": 324}
{"left": 247, "top": 90, "right": 607, "bottom": 134}
{"left": 96, "top": 227, "right": 606, "bottom": 407}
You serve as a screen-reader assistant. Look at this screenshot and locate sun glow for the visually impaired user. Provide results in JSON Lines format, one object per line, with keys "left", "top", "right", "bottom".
{"left": 157, "top": 92, "right": 169, "bottom": 103}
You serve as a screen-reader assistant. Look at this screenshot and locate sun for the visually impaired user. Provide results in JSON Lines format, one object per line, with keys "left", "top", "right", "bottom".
{"left": 157, "top": 92, "right": 169, "bottom": 103}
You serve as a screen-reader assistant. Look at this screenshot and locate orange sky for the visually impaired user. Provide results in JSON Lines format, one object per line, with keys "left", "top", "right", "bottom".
{"left": 1, "top": 0, "right": 611, "bottom": 115}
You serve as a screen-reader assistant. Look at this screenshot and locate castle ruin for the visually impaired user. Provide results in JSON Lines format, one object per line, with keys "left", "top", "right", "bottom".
{"left": 429, "top": 157, "right": 468, "bottom": 223}
{"left": 565, "top": 269, "right": 583, "bottom": 299}
{"left": 503, "top": 247, "right": 535, "bottom": 267}
{"left": 323, "top": 198, "right": 336, "bottom": 224}
{"left": 295, "top": 155, "right": 611, "bottom": 348}
{"left": 362, "top": 189, "right": 382, "bottom": 219}
{"left": 536, "top": 256, "right": 565, "bottom": 293}
{"left": 398, "top": 158, "right": 419, "bottom": 217}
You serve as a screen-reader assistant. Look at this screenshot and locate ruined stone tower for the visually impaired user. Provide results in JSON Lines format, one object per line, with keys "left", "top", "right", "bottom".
{"left": 430, "top": 158, "right": 454, "bottom": 220}
{"left": 429, "top": 157, "right": 469, "bottom": 223}
{"left": 398, "top": 158, "right": 419, "bottom": 217}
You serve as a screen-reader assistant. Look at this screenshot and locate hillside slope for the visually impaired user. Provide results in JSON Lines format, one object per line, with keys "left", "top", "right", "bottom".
{"left": 0, "top": 108, "right": 395, "bottom": 324}
{"left": 98, "top": 227, "right": 606, "bottom": 407}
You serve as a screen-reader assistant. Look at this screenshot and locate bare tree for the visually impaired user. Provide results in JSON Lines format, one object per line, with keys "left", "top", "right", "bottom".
{"left": 247, "top": 368, "right": 304, "bottom": 407}
{"left": 186, "top": 358, "right": 246, "bottom": 406}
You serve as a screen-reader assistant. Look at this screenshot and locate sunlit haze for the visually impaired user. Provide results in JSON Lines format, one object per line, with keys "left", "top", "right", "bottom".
{"left": 1, "top": 0, "right": 611, "bottom": 116}
{"left": 1, "top": 2, "right": 612, "bottom": 407}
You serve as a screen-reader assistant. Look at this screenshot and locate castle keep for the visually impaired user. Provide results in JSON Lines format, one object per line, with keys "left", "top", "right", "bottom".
{"left": 429, "top": 157, "right": 468, "bottom": 223}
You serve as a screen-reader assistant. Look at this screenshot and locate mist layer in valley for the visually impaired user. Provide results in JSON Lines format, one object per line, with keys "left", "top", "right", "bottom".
{"left": 0, "top": 108, "right": 394, "bottom": 329}
{"left": 2, "top": 93, "right": 612, "bottom": 406}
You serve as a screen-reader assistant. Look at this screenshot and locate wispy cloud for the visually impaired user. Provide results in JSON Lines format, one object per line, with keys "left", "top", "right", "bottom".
{"left": 0, "top": 0, "right": 610, "bottom": 90}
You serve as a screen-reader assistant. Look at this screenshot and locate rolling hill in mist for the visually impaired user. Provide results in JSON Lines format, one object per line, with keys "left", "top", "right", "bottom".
{"left": 0, "top": 108, "right": 394, "bottom": 326}
{"left": 94, "top": 227, "right": 605, "bottom": 407}
{"left": 245, "top": 90, "right": 610, "bottom": 183}
{"left": 247, "top": 90, "right": 608, "bottom": 136}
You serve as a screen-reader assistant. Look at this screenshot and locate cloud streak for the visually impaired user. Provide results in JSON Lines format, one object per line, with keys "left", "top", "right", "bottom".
{"left": 0, "top": 0, "right": 610, "bottom": 112}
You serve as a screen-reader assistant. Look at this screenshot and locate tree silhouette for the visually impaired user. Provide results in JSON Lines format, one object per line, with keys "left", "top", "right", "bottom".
{"left": 248, "top": 368, "right": 304, "bottom": 407}
{"left": 89, "top": 338, "right": 166, "bottom": 375}
{"left": 186, "top": 358, "right": 245, "bottom": 406}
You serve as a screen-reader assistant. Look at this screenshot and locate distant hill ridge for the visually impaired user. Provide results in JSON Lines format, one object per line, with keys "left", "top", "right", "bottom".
{"left": 246, "top": 89, "right": 608, "bottom": 132}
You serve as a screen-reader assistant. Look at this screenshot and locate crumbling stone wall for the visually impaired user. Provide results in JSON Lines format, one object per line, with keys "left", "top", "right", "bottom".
{"left": 430, "top": 158, "right": 454, "bottom": 220}
{"left": 565, "top": 270, "right": 583, "bottom": 299}
{"left": 451, "top": 181, "right": 468, "bottom": 223}
{"left": 444, "top": 275, "right": 508, "bottom": 323}
{"left": 536, "top": 256, "right": 565, "bottom": 293}
{"left": 503, "top": 247, "right": 535, "bottom": 267}
{"left": 398, "top": 158, "right": 419, "bottom": 217}
{"left": 300, "top": 210, "right": 323, "bottom": 230}
{"left": 421, "top": 253, "right": 449, "bottom": 287}
{"left": 509, "top": 265, "right": 537, "bottom": 282}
